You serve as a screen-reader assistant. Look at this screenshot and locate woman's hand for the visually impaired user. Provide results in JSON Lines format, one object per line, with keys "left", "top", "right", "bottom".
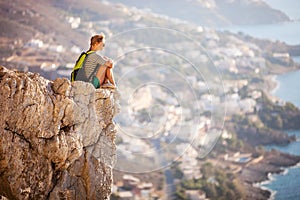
{"left": 105, "top": 60, "right": 113, "bottom": 68}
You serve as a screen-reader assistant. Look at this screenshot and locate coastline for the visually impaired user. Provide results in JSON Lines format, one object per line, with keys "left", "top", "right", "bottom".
{"left": 263, "top": 67, "right": 300, "bottom": 110}
{"left": 253, "top": 173, "right": 277, "bottom": 200}
{"left": 255, "top": 130, "right": 300, "bottom": 200}
{"left": 269, "top": 75, "right": 279, "bottom": 95}
{"left": 254, "top": 167, "right": 291, "bottom": 200}
{"left": 252, "top": 73, "right": 300, "bottom": 199}
{"left": 241, "top": 150, "right": 300, "bottom": 199}
{"left": 264, "top": 55, "right": 300, "bottom": 99}
{"left": 243, "top": 65, "right": 300, "bottom": 199}
{"left": 256, "top": 162, "right": 300, "bottom": 200}
{"left": 263, "top": 74, "right": 281, "bottom": 104}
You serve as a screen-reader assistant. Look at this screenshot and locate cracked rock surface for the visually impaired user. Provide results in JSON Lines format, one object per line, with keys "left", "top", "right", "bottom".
{"left": 0, "top": 66, "right": 119, "bottom": 200}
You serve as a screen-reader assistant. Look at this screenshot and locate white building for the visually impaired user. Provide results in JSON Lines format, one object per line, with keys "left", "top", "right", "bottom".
{"left": 25, "top": 39, "right": 44, "bottom": 48}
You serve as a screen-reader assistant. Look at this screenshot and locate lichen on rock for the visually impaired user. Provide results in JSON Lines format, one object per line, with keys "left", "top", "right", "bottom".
{"left": 0, "top": 66, "right": 120, "bottom": 200}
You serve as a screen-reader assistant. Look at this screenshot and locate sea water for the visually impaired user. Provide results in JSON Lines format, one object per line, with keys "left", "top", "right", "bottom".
{"left": 273, "top": 68, "right": 300, "bottom": 108}
{"left": 222, "top": 20, "right": 300, "bottom": 45}
{"left": 263, "top": 131, "right": 300, "bottom": 200}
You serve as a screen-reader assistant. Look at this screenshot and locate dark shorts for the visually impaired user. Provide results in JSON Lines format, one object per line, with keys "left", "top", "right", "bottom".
{"left": 92, "top": 76, "right": 100, "bottom": 89}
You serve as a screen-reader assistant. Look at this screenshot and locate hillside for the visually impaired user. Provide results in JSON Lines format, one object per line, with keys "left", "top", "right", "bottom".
{"left": 0, "top": 0, "right": 291, "bottom": 61}
{"left": 108, "top": 0, "right": 290, "bottom": 26}
{"left": 0, "top": 0, "right": 297, "bottom": 82}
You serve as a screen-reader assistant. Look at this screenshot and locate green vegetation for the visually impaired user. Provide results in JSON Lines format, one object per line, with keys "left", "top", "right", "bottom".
{"left": 257, "top": 92, "right": 300, "bottom": 129}
{"left": 115, "top": 136, "right": 123, "bottom": 145}
{"left": 170, "top": 162, "right": 184, "bottom": 179}
{"left": 175, "top": 185, "right": 188, "bottom": 200}
{"left": 175, "top": 162, "right": 245, "bottom": 200}
{"left": 110, "top": 193, "right": 121, "bottom": 200}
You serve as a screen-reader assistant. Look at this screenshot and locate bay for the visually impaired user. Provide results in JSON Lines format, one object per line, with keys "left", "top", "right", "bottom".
{"left": 273, "top": 69, "right": 300, "bottom": 108}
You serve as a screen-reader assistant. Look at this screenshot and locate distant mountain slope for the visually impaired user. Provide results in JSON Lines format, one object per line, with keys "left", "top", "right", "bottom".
{"left": 0, "top": 0, "right": 93, "bottom": 50}
{"left": 0, "top": 0, "right": 289, "bottom": 63}
{"left": 0, "top": 0, "right": 124, "bottom": 68}
{"left": 0, "top": 0, "right": 294, "bottom": 78}
{"left": 214, "top": 0, "right": 289, "bottom": 25}
{"left": 108, "top": 0, "right": 290, "bottom": 26}
{"left": 0, "top": 0, "right": 82, "bottom": 65}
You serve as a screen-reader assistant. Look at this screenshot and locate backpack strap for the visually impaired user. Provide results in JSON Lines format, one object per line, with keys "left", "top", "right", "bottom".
{"left": 74, "top": 50, "right": 94, "bottom": 70}
{"left": 71, "top": 50, "right": 94, "bottom": 82}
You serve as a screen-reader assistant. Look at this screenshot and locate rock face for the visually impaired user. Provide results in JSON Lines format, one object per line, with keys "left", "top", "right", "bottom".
{"left": 0, "top": 66, "right": 119, "bottom": 200}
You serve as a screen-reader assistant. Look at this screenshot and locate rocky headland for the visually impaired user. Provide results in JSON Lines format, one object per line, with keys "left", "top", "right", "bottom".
{"left": 0, "top": 66, "right": 119, "bottom": 199}
{"left": 241, "top": 150, "right": 300, "bottom": 200}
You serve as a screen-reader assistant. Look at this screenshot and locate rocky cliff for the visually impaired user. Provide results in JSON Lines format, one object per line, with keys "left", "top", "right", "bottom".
{"left": 0, "top": 66, "right": 119, "bottom": 200}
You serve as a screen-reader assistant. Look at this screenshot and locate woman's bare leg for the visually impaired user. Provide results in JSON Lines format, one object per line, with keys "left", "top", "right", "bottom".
{"left": 95, "top": 66, "right": 107, "bottom": 85}
{"left": 105, "top": 68, "right": 115, "bottom": 85}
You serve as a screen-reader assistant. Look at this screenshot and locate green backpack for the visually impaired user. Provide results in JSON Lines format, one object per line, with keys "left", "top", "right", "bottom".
{"left": 70, "top": 50, "right": 94, "bottom": 82}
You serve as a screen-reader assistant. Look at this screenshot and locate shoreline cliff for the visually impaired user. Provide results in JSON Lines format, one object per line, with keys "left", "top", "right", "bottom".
{"left": 0, "top": 66, "right": 119, "bottom": 199}
{"left": 241, "top": 150, "right": 300, "bottom": 199}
